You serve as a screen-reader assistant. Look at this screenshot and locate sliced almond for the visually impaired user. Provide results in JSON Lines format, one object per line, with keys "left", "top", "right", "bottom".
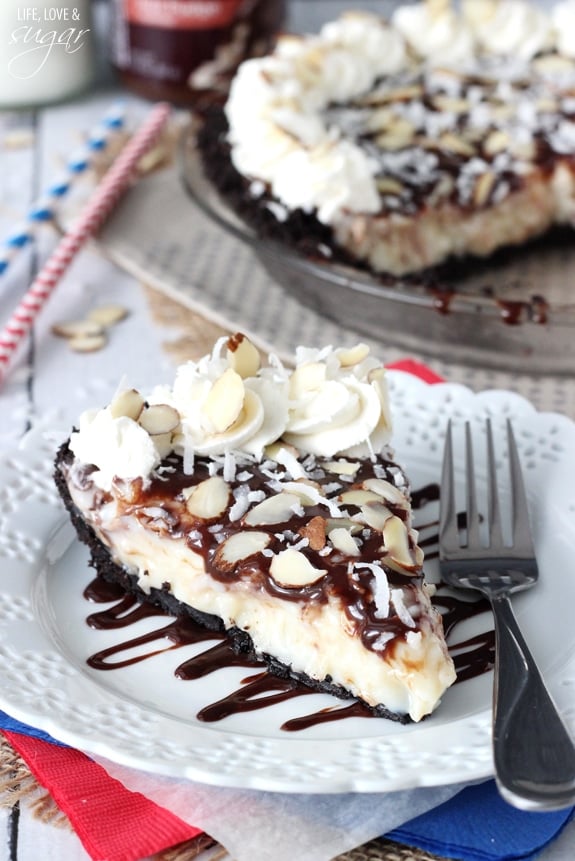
{"left": 376, "top": 119, "right": 415, "bottom": 151}
{"left": 109, "top": 388, "right": 145, "bottom": 421}
{"left": 298, "top": 515, "right": 326, "bottom": 551}
{"left": 483, "top": 129, "right": 510, "bottom": 156}
{"left": 378, "top": 84, "right": 423, "bottom": 104}
{"left": 364, "top": 106, "right": 394, "bottom": 133}
{"left": 68, "top": 332, "right": 107, "bottom": 353}
{"left": 533, "top": 54, "right": 575, "bottom": 75}
{"left": 138, "top": 144, "right": 168, "bottom": 175}
{"left": 337, "top": 343, "right": 370, "bottom": 367}
{"left": 363, "top": 478, "right": 409, "bottom": 509}
{"left": 215, "top": 531, "right": 271, "bottom": 571}
{"left": 270, "top": 548, "right": 326, "bottom": 588}
{"left": 226, "top": 333, "right": 261, "bottom": 379}
{"left": 472, "top": 171, "right": 496, "bottom": 208}
{"left": 358, "top": 501, "right": 394, "bottom": 532}
{"left": 326, "top": 516, "right": 362, "bottom": 534}
{"left": 184, "top": 475, "right": 231, "bottom": 520}
{"left": 153, "top": 431, "right": 173, "bottom": 460}
{"left": 339, "top": 489, "right": 382, "bottom": 506}
{"left": 432, "top": 95, "right": 471, "bottom": 115}
{"left": 264, "top": 441, "right": 301, "bottom": 462}
{"left": 323, "top": 459, "right": 360, "bottom": 477}
{"left": 438, "top": 133, "right": 476, "bottom": 158}
{"left": 139, "top": 404, "right": 180, "bottom": 436}
{"left": 243, "top": 491, "right": 302, "bottom": 526}
{"left": 376, "top": 177, "right": 404, "bottom": 196}
{"left": 329, "top": 527, "right": 360, "bottom": 556}
{"left": 202, "top": 368, "right": 245, "bottom": 433}
{"left": 382, "top": 516, "right": 420, "bottom": 573}
{"left": 51, "top": 319, "right": 104, "bottom": 339}
{"left": 87, "top": 304, "right": 129, "bottom": 327}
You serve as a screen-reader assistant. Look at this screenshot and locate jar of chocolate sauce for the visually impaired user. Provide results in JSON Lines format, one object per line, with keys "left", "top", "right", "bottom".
{"left": 108, "top": 0, "right": 286, "bottom": 107}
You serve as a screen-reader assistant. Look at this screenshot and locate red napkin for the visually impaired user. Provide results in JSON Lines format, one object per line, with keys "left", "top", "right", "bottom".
{"left": 4, "top": 732, "right": 202, "bottom": 860}
{"left": 1, "top": 359, "right": 443, "bottom": 861}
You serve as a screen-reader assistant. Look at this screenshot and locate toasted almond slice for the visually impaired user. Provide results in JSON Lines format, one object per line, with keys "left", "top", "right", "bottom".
{"left": 364, "top": 106, "right": 394, "bottom": 133}
{"left": 376, "top": 177, "right": 404, "bottom": 196}
{"left": 109, "top": 388, "right": 145, "bottom": 421}
{"left": 184, "top": 475, "right": 231, "bottom": 520}
{"left": 153, "top": 431, "right": 173, "bottom": 459}
{"left": 483, "top": 129, "right": 510, "bottom": 156}
{"left": 378, "top": 84, "right": 423, "bottom": 104}
{"left": 339, "top": 489, "right": 382, "bottom": 506}
{"left": 438, "top": 133, "right": 476, "bottom": 157}
{"left": 432, "top": 95, "right": 471, "bottom": 115}
{"left": 139, "top": 404, "right": 180, "bottom": 435}
{"left": 215, "top": 531, "right": 271, "bottom": 571}
{"left": 363, "top": 478, "right": 409, "bottom": 508}
{"left": 68, "top": 332, "right": 107, "bottom": 353}
{"left": 298, "top": 515, "right": 326, "bottom": 551}
{"left": 329, "top": 527, "right": 360, "bottom": 556}
{"left": 536, "top": 98, "right": 558, "bottom": 113}
{"left": 52, "top": 319, "right": 104, "bottom": 339}
{"left": 358, "top": 501, "right": 394, "bottom": 532}
{"left": 87, "top": 304, "right": 129, "bottom": 327}
{"left": 533, "top": 54, "right": 575, "bottom": 75}
{"left": 243, "top": 491, "right": 302, "bottom": 526}
{"left": 337, "top": 343, "right": 370, "bottom": 367}
{"left": 264, "top": 441, "right": 301, "bottom": 462}
{"left": 323, "top": 459, "right": 360, "bottom": 477}
{"left": 326, "top": 516, "right": 362, "bottom": 534}
{"left": 270, "top": 548, "right": 326, "bottom": 588}
{"left": 473, "top": 171, "right": 496, "bottom": 207}
{"left": 138, "top": 144, "right": 168, "bottom": 174}
{"left": 382, "top": 516, "right": 420, "bottom": 572}
{"left": 202, "top": 368, "right": 245, "bottom": 433}
{"left": 511, "top": 139, "right": 536, "bottom": 162}
{"left": 226, "top": 333, "right": 261, "bottom": 379}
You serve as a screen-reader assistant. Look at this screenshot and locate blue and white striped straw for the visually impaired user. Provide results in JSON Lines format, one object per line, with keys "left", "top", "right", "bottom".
{"left": 0, "top": 102, "right": 126, "bottom": 277}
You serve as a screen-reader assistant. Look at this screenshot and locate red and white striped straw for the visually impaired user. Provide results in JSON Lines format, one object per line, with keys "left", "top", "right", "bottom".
{"left": 0, "top": 101, "right": 171, "bottom": 387}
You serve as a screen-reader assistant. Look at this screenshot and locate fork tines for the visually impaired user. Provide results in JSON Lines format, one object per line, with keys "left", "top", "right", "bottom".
{"left": 439, "top": 418, "right": 535, "bottom": 560}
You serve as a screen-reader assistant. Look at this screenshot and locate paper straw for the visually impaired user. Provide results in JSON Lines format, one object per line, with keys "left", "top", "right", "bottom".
{"left": 0, "top": 102, "right": 171, "bottom": 386}
{"left": 0, "top": 103, "right": 126, "bottom": 277}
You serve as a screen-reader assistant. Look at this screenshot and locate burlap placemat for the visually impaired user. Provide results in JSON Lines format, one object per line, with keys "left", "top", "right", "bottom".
{"left": 0, "top": 738, "right": 447, "bottom": 861}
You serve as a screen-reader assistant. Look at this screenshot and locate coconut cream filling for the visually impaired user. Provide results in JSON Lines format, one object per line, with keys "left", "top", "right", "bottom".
{"left": 66, "top": 479, "right": 455, "bottom": 723}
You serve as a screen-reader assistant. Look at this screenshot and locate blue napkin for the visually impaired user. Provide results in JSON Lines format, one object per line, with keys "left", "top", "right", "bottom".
{"left": 0, "top": 709, "right": 65, "bottom": 746}
{"left": 386, "top": 780, "right": 574, "bottom": 861}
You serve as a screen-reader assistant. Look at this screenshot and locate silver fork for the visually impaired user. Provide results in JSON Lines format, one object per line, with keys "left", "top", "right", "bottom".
{"left": 439, "top": 418, "right": 575, "bottom": 811}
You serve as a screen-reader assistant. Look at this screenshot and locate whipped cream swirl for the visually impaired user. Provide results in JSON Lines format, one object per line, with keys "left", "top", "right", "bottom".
{"left": 463, "top": 0, "right": 554, "bottom": 60}
{"left": 69, "top": 335, "right": 393, "bottom": 490}
{"left": 392, "top": 0, "right": 474, "bottom": 65}
{"left": 225, "top": 12, "right": 406, "bottom": 223}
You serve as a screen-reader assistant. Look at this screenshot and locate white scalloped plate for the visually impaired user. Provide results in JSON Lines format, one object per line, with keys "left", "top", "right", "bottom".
{"left": 1, "top": 372, "right": 574, "bottom": 793}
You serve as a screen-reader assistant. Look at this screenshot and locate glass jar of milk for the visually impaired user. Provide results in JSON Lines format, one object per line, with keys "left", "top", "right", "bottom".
{"left": 0, "top": 0, "right": 94, "bottom": 108}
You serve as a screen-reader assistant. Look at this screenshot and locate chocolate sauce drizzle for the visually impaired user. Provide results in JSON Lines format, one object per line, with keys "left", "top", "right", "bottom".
{"left": 83, "top": 483, "right": 495, "bottom": 731}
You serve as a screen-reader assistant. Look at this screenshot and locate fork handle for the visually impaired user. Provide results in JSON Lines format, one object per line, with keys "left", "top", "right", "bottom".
{"left": 491, "top": 594, "right": 575, "bottom": 811}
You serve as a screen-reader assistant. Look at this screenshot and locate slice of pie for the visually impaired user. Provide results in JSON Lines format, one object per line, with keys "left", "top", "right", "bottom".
{"left": 199, "top": 0, "right": 575, "bottom": 277}
{"left": 54, "top": 335, "right": 455, "bottom": 723}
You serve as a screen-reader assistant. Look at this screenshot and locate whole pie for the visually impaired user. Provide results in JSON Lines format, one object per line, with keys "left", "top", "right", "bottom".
{"left": 199, "top": 0, "right": 575, "bottom": 276}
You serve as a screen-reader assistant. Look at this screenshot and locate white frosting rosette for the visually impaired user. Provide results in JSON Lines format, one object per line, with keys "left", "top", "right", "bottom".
{"left": 69, "top": 408, "right": 162, "bottom": 491}
{"left": 462, "top": 0, "right": 554, "bottom": 59}
{"left": 283, "top": 343, "right": 392, "bottom": 458}
{"left": 392, "top": 0, "right": 475, "bottom": 65}
{"left": 552, "top": 0, "right": 575, "bottom": 58}
{"left": 225, "top": 13, "right": 406, "bottom": 224}
{"left": 69, "top": 336, "right": 394, "bottom": 487}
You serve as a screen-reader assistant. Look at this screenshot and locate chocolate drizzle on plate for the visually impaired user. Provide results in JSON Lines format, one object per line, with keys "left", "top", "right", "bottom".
{"left": 83, "top": 483, "right": 495, "bottom": 731}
